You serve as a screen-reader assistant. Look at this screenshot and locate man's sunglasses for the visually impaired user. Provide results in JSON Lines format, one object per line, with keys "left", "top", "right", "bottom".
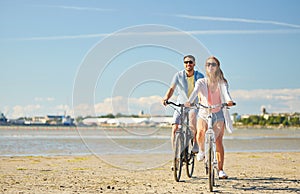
{"left": 184, "top": 60, "right": 194, "bottom": 64}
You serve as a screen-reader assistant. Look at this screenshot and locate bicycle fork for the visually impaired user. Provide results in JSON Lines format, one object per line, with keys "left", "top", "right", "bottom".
{"left": 205, "top": 116, "right": 218, "bottom": 174}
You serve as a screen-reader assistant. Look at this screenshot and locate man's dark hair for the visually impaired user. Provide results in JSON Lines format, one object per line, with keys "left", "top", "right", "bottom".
{"left": 183, "top": 55, "right": 195, "bottom": 62}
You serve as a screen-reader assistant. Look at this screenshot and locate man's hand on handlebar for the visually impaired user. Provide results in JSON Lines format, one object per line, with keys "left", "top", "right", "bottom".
{"left": 162, "top": 98, "right": 168, "bottom": 106}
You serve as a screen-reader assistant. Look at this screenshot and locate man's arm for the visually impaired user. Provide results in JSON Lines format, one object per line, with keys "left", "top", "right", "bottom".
{"left": 162, "top": 84, "right": 176, "bottom": 106}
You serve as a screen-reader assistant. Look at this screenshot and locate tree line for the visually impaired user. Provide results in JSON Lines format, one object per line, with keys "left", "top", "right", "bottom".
{"left": 234, "top": 113, "right": 300, "bottom": 127}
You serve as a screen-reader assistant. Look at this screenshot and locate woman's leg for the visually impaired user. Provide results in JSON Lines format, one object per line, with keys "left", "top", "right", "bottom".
{"left": 214, "top": 121, "right": 225, "bottom": 170}
{"left": 197, "top": 118, "right": 207, "bottom": 152}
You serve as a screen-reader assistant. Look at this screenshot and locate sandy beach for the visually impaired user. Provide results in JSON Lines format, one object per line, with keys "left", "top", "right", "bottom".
{"left": 0, "top": 152, "right": 299, "bottom": 193}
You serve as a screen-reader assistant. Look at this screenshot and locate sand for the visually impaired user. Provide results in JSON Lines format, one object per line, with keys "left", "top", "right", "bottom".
{"left": 0, "top": 152, "right": 299, "bottom": 193}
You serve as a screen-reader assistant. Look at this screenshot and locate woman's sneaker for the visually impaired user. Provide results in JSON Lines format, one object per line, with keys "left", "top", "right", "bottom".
{"left": 196, "top": 151, "right": 205, "bottom": 161}
{"left": 218, "top": 170, "right": 228, "bottom": 179}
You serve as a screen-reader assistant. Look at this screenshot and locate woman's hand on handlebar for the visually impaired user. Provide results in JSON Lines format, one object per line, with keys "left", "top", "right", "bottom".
{"left": 226, "top": 101, "right": 235, "bottom": 106}
{"left": 184, "top": 102, "right": 192, "bottom": 107}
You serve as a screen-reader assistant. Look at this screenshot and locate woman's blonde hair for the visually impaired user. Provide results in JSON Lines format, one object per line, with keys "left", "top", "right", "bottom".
{"left": 205, "top": 56, "right": 228, "bottom": 84}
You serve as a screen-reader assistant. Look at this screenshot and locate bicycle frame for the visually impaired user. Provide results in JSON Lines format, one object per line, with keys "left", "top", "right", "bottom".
{"left": 165, "top": 100, "right": 195, "bottom": 182}
{"left": 205, "top": 109, "right": 218, "bottom": 192}
{"left": 196, "top": 102, "right": 235, "bottom": 192}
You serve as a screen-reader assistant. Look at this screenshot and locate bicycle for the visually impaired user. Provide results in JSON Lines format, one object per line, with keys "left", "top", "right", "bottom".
{"left": 196, "top": 102, "right": 236, "bottom": 192}
{"left": 165, "top": 100, "right": 195, "bottom": 182}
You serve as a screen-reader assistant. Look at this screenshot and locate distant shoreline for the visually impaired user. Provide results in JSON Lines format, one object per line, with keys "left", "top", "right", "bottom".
{"left": 233, "top": 124, "right": 300, "bottom": 129}
{"left": 0, "top": 124, "right": 300, "bottom": 130}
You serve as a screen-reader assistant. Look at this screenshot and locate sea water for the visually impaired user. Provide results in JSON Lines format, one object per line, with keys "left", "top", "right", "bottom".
{"left": 0, "top": 126, "right": 299, "bottom": 156}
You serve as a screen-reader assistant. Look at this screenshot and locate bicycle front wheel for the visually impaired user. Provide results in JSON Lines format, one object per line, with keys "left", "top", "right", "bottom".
{"left": 173, "top": 133, "right": 183, "bottom": 182}
{"left": 208, "top": 143, "right": 215, "bottom": 192}
{"left": 185, "top": 138, "right": 195, "bottom": 178}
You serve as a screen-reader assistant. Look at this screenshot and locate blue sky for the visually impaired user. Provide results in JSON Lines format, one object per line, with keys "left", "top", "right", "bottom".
{"left": 1, "top": 0, "right": 300, "bottom": 118}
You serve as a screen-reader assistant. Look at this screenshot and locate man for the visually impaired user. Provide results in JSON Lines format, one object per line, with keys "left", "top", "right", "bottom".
{"left": 162, "top": 55, "right": 204, "bottom": 152}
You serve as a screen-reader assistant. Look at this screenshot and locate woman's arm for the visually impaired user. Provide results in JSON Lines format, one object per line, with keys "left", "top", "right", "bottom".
{"left": 221, "top": 82, "right": 233, "bottom": 104}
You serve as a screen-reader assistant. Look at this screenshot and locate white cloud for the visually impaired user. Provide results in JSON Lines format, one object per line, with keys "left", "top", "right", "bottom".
{"left": 187, "top": 29, "right": 300, "bottom": 35}
{"left": 9, "top": 29, "right": 300, "bottom": 41}
{"left": 6, "top": 89, "right": 300, "bottom": 118}
{"left": 34, "top": 97, "right": 55, "bottom": 102}
{"left": 73, "top": 103, "right": 94, "bottom": 117}
{"left": 231, "top": 88, "right": 300, "bottom": 101}
{"left": 11, "top": 104, "right": 42, "bottom": 118}
{"left": 231, "top": 88, "right": 300, "bottom": 113}
{"left": 8, "top": 103, "right": 72, "bottom": 119}
{"left": 3, "top": 12, "right": 300, "bottom": 41}
{"left": 92, "top": 90, "right": 300, "bottom": 116}
{"left": 50, "top": 5, "right": 115, "bottom": 12}
{"left": 13, "top": 33, "right": 110, "bottom": 41}
{"left": 33, "top": 5, "right": 115, "bottom": 12}
{"left": 54, "top": 104, "right": 72, "bottom": 115}
{"left": 94, "top": 96, "right": 164, "bottom": 116}
{"left": 174, "top": 15, "right": 300, "bottom": 28}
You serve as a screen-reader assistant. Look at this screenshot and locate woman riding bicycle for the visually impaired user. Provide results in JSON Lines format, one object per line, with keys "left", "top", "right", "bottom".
{"left": 186, "top": 56, "right": 234, "bottom": 179}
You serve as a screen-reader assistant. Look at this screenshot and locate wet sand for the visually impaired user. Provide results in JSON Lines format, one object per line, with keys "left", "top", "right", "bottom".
{"left": 1, "top": 152, "right": 299, "bottom": 193}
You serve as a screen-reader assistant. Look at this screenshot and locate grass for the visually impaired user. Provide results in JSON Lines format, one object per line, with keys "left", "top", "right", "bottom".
{"left": 67, "top": 157, "right": 88, "bottom": 163}
{"left": 248, "top": 155, "right": 262, "bottom": 159}
{"left": 72, "top": 167, "right": 90, "bottom": 171}
{"left": 16, "top": 167, "right": 27, "bottom": 170}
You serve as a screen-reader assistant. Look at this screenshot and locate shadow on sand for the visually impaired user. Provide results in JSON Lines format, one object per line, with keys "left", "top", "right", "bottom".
{"left": 184, "top": 175, "right": 299, "bottom": 193}
{"left": 229, "top": 176, "right": 300, "bottom": 193}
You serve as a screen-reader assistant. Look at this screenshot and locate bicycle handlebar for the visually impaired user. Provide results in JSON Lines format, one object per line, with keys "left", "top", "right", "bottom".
{"left": 165, "top": 100, "right": 236, "bottom": 109}
{"left": 195, "top": 102, "right": 236, "bottom": 109}
{"left": 165, "top": 100, "right": 184, "bottom": 107}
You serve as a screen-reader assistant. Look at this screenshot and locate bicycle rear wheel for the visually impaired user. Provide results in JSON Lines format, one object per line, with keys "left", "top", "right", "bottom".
{"left": 173, "top": 133, "right": 183, "bottom": 182}
{"left": 208, "top": 143, "right": 215, "bottom": 192}
{"left": 186, "top": 138, "right": 195, "bottom": 178}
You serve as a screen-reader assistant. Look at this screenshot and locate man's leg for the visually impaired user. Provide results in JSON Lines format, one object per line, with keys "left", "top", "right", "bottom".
{"left": 171, "top": 124, "right": 179, "bottom": 150}
{"left": 171, "top": 110, "right": 180, "bottom": 150}
{"left": 189, "top": 111, "right": 198, "bottom": 152}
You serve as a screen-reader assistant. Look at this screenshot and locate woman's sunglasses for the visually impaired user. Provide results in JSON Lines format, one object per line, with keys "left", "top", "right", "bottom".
{"left": 206, "top": 62, "right": 217, "bottom": 67}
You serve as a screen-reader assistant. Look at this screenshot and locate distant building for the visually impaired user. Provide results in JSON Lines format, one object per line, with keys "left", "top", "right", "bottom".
{"left": 46, "top": 115, "right": 75, "bottom": 126}
{"left": 19, "top": 115, "right": 75, "bottom": 126}
{"left": 81, "top": 116, "right": 173, "bottom": 127}
{"left": 31, "top": 116, "right": 47, "bottom": 125}
{"left": 82, "top": 118, "right": 109, "bottom": 126}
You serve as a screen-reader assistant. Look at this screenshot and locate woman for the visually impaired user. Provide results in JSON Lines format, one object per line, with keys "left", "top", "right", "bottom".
{"left": 187, "top": 56, "right": 234, "bottom": 179}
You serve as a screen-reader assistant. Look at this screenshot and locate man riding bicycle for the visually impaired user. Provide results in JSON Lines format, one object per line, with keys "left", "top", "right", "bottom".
{"left": 162, "top": 55, "right": 204, "bottom": 152}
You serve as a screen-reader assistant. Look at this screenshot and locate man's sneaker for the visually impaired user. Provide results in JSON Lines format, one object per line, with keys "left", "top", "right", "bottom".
{"left": 196, "top": 151, "right": 205, "bottom": 161}
{"left": 191, "top": 142, "right": 199, "bottom": 153}
{"left": 218, "top": 170, "right": 228, "bottom": 179}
